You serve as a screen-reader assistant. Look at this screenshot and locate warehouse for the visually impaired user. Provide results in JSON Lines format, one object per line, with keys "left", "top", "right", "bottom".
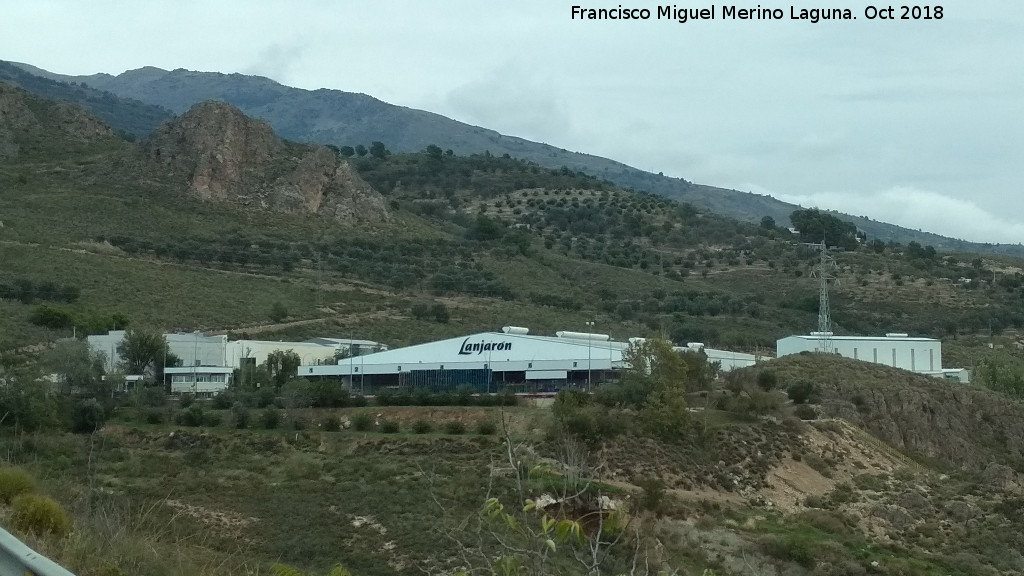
{"left": 776, "top": 332, "right": 969, "bottom": 382}
{"left": 302, "top": 326, "right": 761, "bottom": 393}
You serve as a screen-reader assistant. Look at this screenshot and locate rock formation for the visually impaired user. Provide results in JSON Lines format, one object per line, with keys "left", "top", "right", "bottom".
{"left": 145, "top": 101, "right": 388, "bottom": 223}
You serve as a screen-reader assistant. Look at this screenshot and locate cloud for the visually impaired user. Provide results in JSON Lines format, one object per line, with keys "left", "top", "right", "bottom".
{"left": 245, "top": 42, "right": 306, "bottom": 84}
{"left": 441, "top": 63, "right": 571, "bottom": 144}
{"left": 761, "top": 186, "right": 1024, "bottom": 245}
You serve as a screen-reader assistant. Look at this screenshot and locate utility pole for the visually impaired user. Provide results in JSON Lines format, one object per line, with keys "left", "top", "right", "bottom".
{"left": 805, "top": 240, "right": 838, "bottom": 353}
{"left": 585, "top": 320, "right": 595, "bottom": 392}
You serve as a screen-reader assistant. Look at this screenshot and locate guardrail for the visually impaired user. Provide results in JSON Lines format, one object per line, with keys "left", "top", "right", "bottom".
{"left": 0, "top": 525, "right": 76, "bottom": 576}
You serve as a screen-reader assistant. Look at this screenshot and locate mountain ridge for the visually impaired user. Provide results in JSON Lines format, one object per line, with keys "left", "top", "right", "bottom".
{"left": 5, "top": 61, "right": 1023, "bottom": 258}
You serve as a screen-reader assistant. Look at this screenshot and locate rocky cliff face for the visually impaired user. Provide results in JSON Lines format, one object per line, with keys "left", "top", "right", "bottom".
{"left": 145, "top": 101, "right": 388, "bottom": 223}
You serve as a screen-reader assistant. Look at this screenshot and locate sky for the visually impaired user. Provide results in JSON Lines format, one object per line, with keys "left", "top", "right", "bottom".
{"left": 3, "top": 1, "right": 1023, "bottom": 243}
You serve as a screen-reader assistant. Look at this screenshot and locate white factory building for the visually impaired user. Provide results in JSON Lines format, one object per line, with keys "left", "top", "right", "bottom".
{"left": 87, "top": 330, "right": 386, "bottom": 394}
{"left": 302, "top": 326, "right": 763, "bottom": 393}
{"left": 776, "top": 333, "right": 969, "bottom": 382}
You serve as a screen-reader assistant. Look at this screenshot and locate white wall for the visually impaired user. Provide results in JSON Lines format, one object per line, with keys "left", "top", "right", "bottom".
{"left": 226, "top": 340, "right": 336, "bottom": 369}
{"left": 777, "top": 336, "right": 942, "bottom": 373}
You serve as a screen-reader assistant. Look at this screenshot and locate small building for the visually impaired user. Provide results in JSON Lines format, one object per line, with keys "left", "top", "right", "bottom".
{"left": 776, "top": 332, "right": 969, "bottom": 383}
{"left": 165, "top": 366, "right": 234, "bottom": 396}
{"left": 225, "top": 339, "right": 342, "bottom": 368}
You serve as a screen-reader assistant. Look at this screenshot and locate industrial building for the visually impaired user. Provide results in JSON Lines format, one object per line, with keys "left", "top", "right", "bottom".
{"left": 86, "top": 330, "right": 386, "bottom": 395}
{"left": 776, "top": 333, "right": 969, "bottom": 382}
{"left": 302, "top": 326, "right": 763, "bottom": 394}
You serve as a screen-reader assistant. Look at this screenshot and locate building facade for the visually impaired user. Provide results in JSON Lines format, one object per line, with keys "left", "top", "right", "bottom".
{"left": 776, "top": 333, "right": 969, "bottom": 382}
{"left": 302, "top": 327, "right": 761, "bottom": 394}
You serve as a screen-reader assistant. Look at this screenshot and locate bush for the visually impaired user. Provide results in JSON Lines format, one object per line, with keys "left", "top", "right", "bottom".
{"left": 349, "top": 395, "right": 368, "bottom": 407}
{"left": 352, "top": 413, "right": 373, "bottom": 431}
{"left": 804, "top": 453, "right": 833, "bottom": 478}
{"left": 291, "top": 417, "right": 307, "bottom": 431}
{"left": 794, "top": 404, "right": 818, "bottom": 420}
{"left": 175, "top": 405, "right": 205, "bottom": 427}
{"left": 757, "top": 370, "right": 778, "bottom": 391}
{"left": 443, "top": 421, "right": 466, "bottom": 435}
{"left": 412, "top": 420, "right": 433, "bottom": 434}
{"left": 71, "top": 399, "right": 106, "bottom": 433}
{"left": 144, "top": 409, "right": 164, "bottom": 425}
{"left": 203, "top": 412, "right": 223, "bottom": 427}
{"left": 322, "top": 415, "right": 341, "bottom": 432}
{"left": 759, "top": 534, "right": 815, "bottom": 568}
{"left": 639, "top": 477, "right": 666, "bottom": 513}
{"left": 232, "top": 402, "right": 250, "bottom": 429}
{"left": 375, "top": 389, "right": 396, "bottom": 406}
{"left": 0, "top": 467, "right": 35, "bottom": 503}
{"left": 380, "top": 420, "right": 400, "bottom": 434}
{"left": 11, "top": 494, "right": 71, "bottom": 537}
{"left": 260, "top": 408, "right": 281, "bottom": 429}
{"left": 211, "top": 391, "right": 234, "bottom": 410}
{"left": 179, "top": 393, "right": 195, "bottom": 409}
{"left": 787, "top": 380, "right": 819, "bottom": 404}
{"left": 476, "top": 421, "right": 497, "bottom": 435}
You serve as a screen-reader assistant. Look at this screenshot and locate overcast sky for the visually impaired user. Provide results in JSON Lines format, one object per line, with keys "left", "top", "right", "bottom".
{"left": 3, "top": 1, "right": 1023, "bottom": 243}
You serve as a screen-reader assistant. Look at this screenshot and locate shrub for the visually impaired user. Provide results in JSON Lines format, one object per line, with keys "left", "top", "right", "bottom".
{"left": 794, "top": 404, "right": 818, "bottom": 420}
{"left": 444, "top": 421, "right": 466, "bottom": 435}
{"left": 175, "top": 405, "right": 205, "bottom": 427}
{"left": 0, "top": 467, "right": 35, "bottom": 503}
{"left": 380, "top": 420, "right": 400, "bottom": 434}
{"left": 804, "top": 453, "right": 833, "bottom": 478}
{"left": 759, "top": 534, "right": 815, "bottom": 568}
{"left": 11, "top": 494, "right": 71, "bottom": 537}
{"left": 322, "top": 415, "right": 341, "bottom": 432}
{"left": 144, "top": 409, "right": 164, "bottom": 425}
{"left": 179, "top": 393, "right": 195, "bottom": 409}
{"left": 203, "top": 412, "right": 223, "bottom": 427}
{"left": 260, "top": 408, "right": 281, "bottom": 429}
{"left": 349, "top": 395, "right": 368, "bottom": 408}
{"left": 476, "top": 421, "right": 497, "bottom": 435}
{"left": 71, "top": 399, "right": 106, "bottom": 433}
{"left": 375, "top": 389, "right": 396, "bottom": 406}
{"left": 232, "top": 402, "right": 250, "bottom": 429}
{"left": 757, "top": 370, "right": 778, "bottom": 391}
{"left": 787, "top": 380, "right": 819, "bottom": 404}
{"left": 639, "top": 477, "right": 666, "bottom": 512}
{"left": 291, "top": 417, "right": 308, "bottom": 431}
{"left": 211, "top": 391, "right": 234, "bottom": 410}
{"left": 352, "top": 413, "right": 373, "bottom": 431}
{"left": 412, "top": 420, "right": 433, "bottom": 434}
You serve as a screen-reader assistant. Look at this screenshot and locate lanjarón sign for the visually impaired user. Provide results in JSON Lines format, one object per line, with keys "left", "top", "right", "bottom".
{"left": 458, "top": 338, "right": 513, "bottom": 355}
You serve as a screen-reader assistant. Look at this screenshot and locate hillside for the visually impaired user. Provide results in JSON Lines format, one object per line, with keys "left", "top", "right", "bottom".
{"left": 8, "top": 61, "right": 1023, "bottom": 258}
{"left": 5, "top": 81, "right": 1024, "bottom": 364}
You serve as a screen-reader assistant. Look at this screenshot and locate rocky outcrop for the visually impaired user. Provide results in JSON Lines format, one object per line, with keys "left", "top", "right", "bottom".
{"left": 145, "top": 101, "right": 388, "bottom": 223}
{"left": 773, "top": 355, "right": 1024, "bottom": 474}
{"left": 0, "top": 82, "right": 114, "bottom": 159}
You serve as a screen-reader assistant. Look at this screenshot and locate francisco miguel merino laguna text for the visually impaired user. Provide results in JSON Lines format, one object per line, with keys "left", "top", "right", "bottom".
{"left": 572, "top": 5, "right": 896, "bottom": 23}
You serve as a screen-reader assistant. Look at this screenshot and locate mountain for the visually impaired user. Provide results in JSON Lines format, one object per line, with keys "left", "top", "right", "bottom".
{"left": 9, "top": 61, "right": 1022, "bottom": 259}
{"left": 0, "top": 60, "right": 172, "bottom": 138}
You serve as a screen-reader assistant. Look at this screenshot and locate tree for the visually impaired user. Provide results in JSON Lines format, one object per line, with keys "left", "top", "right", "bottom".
{"left": 269, "top": 301, "right": 289, "bottom": 323}
{"left": 117, "top": 330, "right": 169, "bottom": 377}
{"left": 338, "top": 145, "right": 355, "bottom": 157}
{"left": 45, "top": 339, "right": 105, "bottom": 395}
{"left": 354, "top": 144, "right": 368, "bottom": 157}
{"left": 265, "top": 349, "right": 302, "bottom": 389}
{"left": 369, "top": 141, "right": 388, "bottom": 159}
{"left": 790, "top": 208, "right": 858, "bottom": 250}
{"left": 424, "top": 144, "right": 443, "bottom": 159}
{"left": 760, "top": 215, "right": 776, "bottom": 230}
